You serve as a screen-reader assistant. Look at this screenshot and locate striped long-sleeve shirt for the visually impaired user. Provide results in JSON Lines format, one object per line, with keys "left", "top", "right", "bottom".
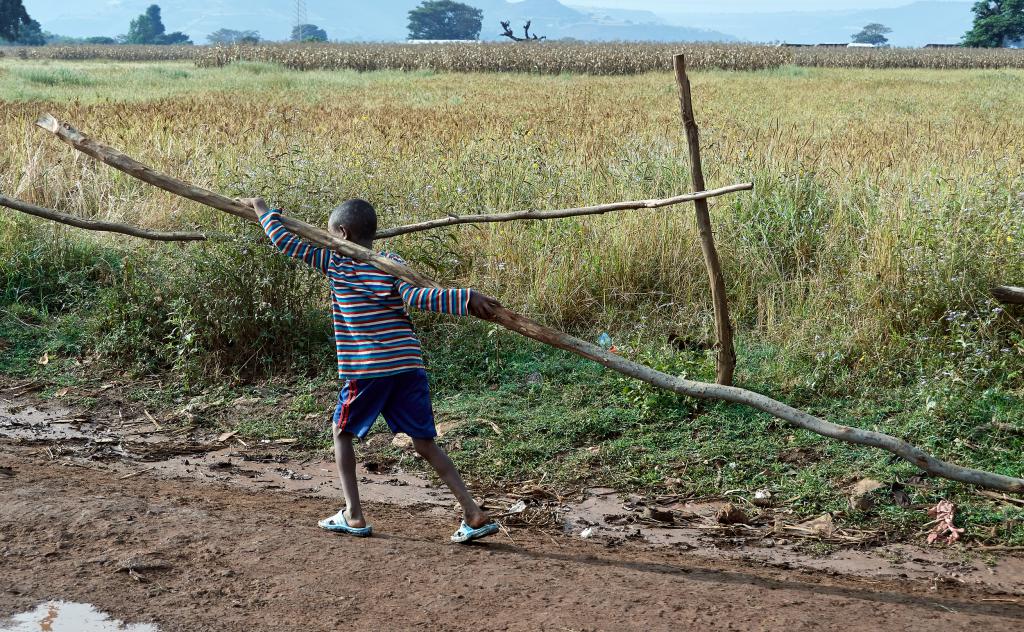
{"left": 259, "top": 210, "right": 471, "bottom": 379}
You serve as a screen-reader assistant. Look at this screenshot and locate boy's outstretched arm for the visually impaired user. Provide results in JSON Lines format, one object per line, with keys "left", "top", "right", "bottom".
{"left": 239, "top": 197, "right": 331, "bottom": 275}
{"left": 391, "top": 257, "right": 501, "bottom": 320}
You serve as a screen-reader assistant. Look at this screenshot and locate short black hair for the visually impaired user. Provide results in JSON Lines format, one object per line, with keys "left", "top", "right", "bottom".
{"left": 328, "top": 198, "right": 377, "bottom": 242}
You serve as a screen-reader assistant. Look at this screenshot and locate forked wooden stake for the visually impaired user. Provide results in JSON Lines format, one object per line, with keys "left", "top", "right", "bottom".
{"left": 674, "top": 54, "right": 737, "bottom": 386}
{"left": 0, "top": 194, "right": 205, "bottom": 242}
{"left": 34, "top": 113, "right": 1024, "bottom": 493}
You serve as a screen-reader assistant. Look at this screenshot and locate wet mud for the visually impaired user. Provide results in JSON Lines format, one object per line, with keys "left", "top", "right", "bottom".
{"left": 2, "top": 393, "right": 1023, "bottom": 630}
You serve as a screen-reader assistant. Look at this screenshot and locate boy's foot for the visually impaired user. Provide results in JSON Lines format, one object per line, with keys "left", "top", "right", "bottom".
{"left": 318, "top": 508, "right": 372, "bottom": 537}
{"left": 451, "top": 520, "right": 500, "bottom": 544}
{"left": 464, "top": 511, "right": 491, "bottom": 529}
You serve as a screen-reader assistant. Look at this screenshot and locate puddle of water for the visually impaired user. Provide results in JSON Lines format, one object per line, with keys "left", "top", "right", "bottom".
{"left": 0, "top": 602, "right": 157, "bottom": 632}
{"left": 0, "top": 401, "right": 166, "bottom": 445}
{"left": 0, "top": 401, "right": 99, "bottom": 442}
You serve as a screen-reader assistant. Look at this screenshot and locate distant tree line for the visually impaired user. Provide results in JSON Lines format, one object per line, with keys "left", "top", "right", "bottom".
{"left": 2, "top": 0, "right": 1023, "bottom": 49}
{"left": 963, "top": 0, "right": 1024, "bottom": 47}
{"left": 0, "top": 2, "right": 193, "bottom": 46}
{"left": 207, "top": 29, "right": 261, "bottom": 45}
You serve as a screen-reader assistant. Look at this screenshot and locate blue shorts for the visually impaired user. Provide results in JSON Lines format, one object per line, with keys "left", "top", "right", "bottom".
{"left": 332, "top": 368, "right": 436, "bottom": 440}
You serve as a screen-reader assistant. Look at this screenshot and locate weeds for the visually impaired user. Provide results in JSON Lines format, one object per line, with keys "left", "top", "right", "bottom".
{"left": 0, "top": 61, "right": 1021, "bottom": 542}
{"left": 15, "top": 67, "right": 97, "bottom": 87}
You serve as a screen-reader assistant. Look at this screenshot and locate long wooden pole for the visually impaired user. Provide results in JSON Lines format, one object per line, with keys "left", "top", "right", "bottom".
{"left": 375, "top": 183, "right": 754, "bottom": 239}
{"left": 34, "top": 113, "right": 1024, "bottom": 493}
{"left": 993, "top": 286, "right": 1024, "bottom": 305}
{"left": 0, "top": 194, "right": 206, "bottom": 242}
{"left": 674, "top": 54, "right": 737, "bottom": 386}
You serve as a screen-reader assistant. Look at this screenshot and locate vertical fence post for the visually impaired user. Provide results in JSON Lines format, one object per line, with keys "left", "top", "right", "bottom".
{"left": 673, "top": 53, "right": 737, "bottom": 386}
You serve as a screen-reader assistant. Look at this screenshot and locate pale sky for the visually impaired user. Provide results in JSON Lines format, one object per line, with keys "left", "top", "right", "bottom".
{"left": 575, "top": 0, "right": 962, "bottom": 12}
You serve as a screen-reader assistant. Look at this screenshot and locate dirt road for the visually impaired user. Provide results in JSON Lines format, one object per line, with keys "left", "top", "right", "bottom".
{"left": 1, "top": 392, "right": 1023, "bottom": 631}
{"left": 1, "top": 443, "right": 1022, "bottom": 632}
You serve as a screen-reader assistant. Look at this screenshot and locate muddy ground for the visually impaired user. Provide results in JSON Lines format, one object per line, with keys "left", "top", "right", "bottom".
{"left": 1, "top": 393, "right": 1023, "bottom": 631}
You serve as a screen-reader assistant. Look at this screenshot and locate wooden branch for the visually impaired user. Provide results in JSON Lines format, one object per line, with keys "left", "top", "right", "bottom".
{"left": 491, "top": 307, "right": 1024, "bottom": 493}
{"left": 993, "top": 285, "right": 1024, "bottom": 305}
{"left": 375, "top": 182, "right": 753, "bottom": 239}
{"left": 674, "top": 54, "right": 737, "bottom": 387}
{"left": 0, "top": 194, "right": 205, "bottom": 242}
{"left": 499, "top": 20, "right": 545, "bottom": 42}
{"left": 499, "top": 20, "right": 523, "bottom": 41}
{"left": 35, "top": 113, "right": 1024, "bottom": 494}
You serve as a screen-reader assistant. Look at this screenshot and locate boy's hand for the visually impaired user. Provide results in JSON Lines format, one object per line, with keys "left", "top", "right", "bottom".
{"left": 236, "top": 197, "right": 270, "bottom": 215}
{"left": 468, "top": 290, "right": 502, "bottom": 320}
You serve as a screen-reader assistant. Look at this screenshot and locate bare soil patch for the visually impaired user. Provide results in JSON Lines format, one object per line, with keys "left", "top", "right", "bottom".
{"left": 1, "top": 393, "right": 1023, "bottom": 631}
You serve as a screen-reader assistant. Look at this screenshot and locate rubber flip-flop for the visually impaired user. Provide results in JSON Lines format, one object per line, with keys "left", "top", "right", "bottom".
{"left": 318, "top": 509, "right": 373, "bottom": 537}
{"left": 451, "top": 520, "right": 500, "bottom": 544}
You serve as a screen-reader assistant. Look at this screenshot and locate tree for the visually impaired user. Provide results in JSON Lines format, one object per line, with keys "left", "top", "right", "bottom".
{"left": 124, "top": 5, "right": 163, "bottom": 44}
{"left": 290, "top": 24, "right": 327, "bottom": 42}
{"left": 407, "top": 0, "right": 483, "bottom": 40}
{"left": 0, "top": 0, "right": 32, "bottom": 42}
{"left": 84, "top": 36, "right": 118, "bottom": 45}
{"left": 0, "top": 15, "right": 44, "bottom": 45}
{"left": 160, "top": 31, "right": 192, "bottom": 44}
{"left": 963, "top": 0, "right": 1024, "bottom": 47}
{"left": 851, "top": 23, "right": 892, "bottom": 45}
{"left": 207, "top": 28, "right": 260, "bottom": 45}
{"left": 500, "top": 20, "right": 546, "bottom": 41}
{"left": 123, "top": 4, "right": 192, "bottom": 45}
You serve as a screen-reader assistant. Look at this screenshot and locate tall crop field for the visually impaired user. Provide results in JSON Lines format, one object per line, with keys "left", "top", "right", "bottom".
{"left": 4, "top": 43, "right": 1024, "bottom": 73}
{"left": 0, "top": 59, "right": 1021, "bottom": 392}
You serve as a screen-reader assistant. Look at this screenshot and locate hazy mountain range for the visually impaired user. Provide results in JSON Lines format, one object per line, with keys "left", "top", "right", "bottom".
{"left": 25, "top": 0, "right": 974, "bottom": 46}
{"left": 659, "top": 1, "right": 974, "bottom": 47}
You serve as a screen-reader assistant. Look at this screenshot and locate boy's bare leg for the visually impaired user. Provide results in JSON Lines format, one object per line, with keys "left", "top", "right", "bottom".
{"left": 333, "top": 431, "right": 367, "bottom": 528}
{"left": 412, "top": 437, "right": 490, "bottom": 528}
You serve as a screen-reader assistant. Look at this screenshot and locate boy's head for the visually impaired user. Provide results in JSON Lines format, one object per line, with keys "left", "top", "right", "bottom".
{"left": 328, "top": 198, "right": 377, "bottom": 245}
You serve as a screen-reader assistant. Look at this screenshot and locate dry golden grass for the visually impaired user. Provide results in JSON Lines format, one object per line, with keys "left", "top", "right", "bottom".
{"left": 1, "top": 60, "right": 1022, "bottom": 380}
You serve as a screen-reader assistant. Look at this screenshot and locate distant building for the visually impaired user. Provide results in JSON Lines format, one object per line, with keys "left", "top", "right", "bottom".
{"left": 847, "top": 42, "right": 875, "bottom": 48}
{"left": 815, "top": 43, "right": 849, "bottom": 48}
{"left": 405, "top": 39, "right": 481, "bottom": 44}
{"left": 924, "top": 43, "right": 960, "bottom": 48}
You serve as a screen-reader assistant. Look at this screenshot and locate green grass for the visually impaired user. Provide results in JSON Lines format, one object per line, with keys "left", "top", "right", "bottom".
{"left": 15, "top": 67, "right": 98, "bottom": 87}
{"left": 0, "top": 59, "right": 450, "bottom": 103}
{"left": 1, "top": 59, "right": 1022, "bottom": 545}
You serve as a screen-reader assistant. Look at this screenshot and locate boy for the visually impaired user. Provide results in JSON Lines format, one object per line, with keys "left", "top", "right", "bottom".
{"left": 240, "top": 197, "right": 501, "bottom": 544}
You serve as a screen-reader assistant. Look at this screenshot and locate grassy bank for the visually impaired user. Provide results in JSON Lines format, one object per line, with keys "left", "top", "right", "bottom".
{"left": 1, "top": 59, "right": 1022, "bottom": 543}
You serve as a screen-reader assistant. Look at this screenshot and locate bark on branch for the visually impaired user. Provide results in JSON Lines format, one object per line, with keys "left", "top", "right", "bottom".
{"left": 674, "top": 54, "right": 737, "bottom": 386}
{"left": 375, "top": 182, "right": 754, "bottom": 239}
{"left": 993, "top": 285, "right": 1024, "bottom": 305}
{"left": 0, "top": 194, "right": 206, "bottom": 242}
{"left": 35, "top": 112, "right": 1024, "bottom": 494}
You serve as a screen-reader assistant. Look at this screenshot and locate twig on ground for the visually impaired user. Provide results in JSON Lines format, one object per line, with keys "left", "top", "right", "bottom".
{"left": 118, "top": 467, "right": 156, "bottom": 480}
{"left": 144, "top": 409, "right": 162, "bottom": 431}
{"left": 0, "top": 308, "right": 43, "bottom": 329}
